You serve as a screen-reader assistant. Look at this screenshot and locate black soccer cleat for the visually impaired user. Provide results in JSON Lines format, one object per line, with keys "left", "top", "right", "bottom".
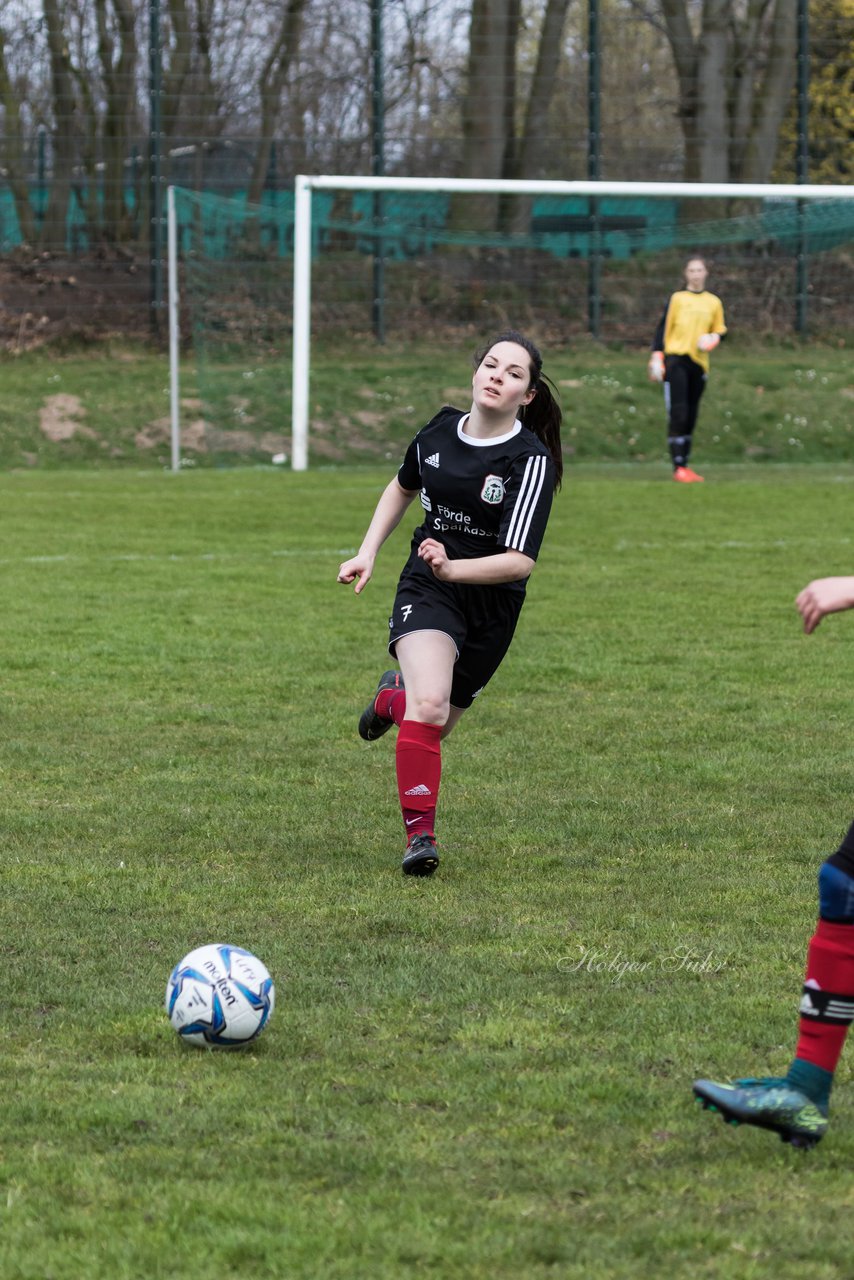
{"left": 402, "top": 832, "right": 440, "bottom": 877}
{"left": 358, "top": 669, "right": 404, "bottom": 741}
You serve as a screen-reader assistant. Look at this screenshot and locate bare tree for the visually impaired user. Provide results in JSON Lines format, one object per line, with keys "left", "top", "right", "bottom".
{"left": 41, "top": 0, "right": 81, "bottom": 251}
{"left": 653, "top": 0, "right": 798, "bottom": 182}
{"left": 161, "top": 0, "right": 194, "bottom": 139}
{"left": 454, "top": 0, "right": 575, "bottom": 229}
{"left": 455, "top": 0, "right": 518, "bottom": 228}
{"left": 246, "top": 0, "right": 308, "bottom": 205}
{"left": 0, "top": 0, "right": 822, "bottom": 266}
{"left": 96, "top": 0, "right": 138, "bottom": 241}
{"left": 502, "top": 0, "right": 574, "bottom": 230}
{"left": 514, "top": 0, "right": 574, "bottom": 180}
{"left": 0, "top": 23, "right": 36, "bottom": 243}
{"left": 731, "top": 0, "right": 798, "bottom": 182}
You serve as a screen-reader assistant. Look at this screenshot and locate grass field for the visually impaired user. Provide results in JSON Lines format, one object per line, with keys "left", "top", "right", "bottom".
{"left": 1, "top": 337, "right": 852, "bottom": 469}
{"left": 1, "top": 459, "right": 853, "bottom": 1278}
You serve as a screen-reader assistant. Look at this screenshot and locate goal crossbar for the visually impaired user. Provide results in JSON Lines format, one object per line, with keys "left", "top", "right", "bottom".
{"left": 298, "top": 177, "right": 854, "bottom": 199}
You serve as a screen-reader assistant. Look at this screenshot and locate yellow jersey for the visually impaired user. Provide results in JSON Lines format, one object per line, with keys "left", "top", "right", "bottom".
{"left": 659, "top": 289, "right": 727, "bottom": 373}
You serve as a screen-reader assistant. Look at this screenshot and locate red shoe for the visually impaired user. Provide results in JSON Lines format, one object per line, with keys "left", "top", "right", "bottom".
{"left": 673, "top": 466, "right": 704, "bottom": 483}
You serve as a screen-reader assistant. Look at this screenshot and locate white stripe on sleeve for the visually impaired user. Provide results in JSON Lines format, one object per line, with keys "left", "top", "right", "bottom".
{"left": 505, "top": 455, "right": 547, "bottom": 552}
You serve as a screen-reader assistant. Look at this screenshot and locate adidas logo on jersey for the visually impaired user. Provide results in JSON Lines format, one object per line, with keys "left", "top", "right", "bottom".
{"left": 424, "top": 453, "right": 440, "bottom": 468}
{"left": 404, "top": 783, "right": 432, "bottom": 796}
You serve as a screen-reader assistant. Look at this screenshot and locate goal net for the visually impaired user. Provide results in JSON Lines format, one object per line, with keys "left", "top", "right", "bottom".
{"left": 169, "top": 179, "right": 854, "bottom": 470}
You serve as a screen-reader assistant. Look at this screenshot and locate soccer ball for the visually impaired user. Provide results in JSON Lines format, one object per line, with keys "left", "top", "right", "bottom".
{"left": 165, "top": 943, "right": 275, "bottom": 1048}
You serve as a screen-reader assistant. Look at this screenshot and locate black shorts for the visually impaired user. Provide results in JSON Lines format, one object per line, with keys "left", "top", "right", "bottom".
{"left": 387, "top": 551, "right": 525, "bottom": 709}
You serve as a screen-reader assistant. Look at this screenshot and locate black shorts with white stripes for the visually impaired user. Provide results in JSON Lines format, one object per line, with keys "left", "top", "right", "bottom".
{"left": 387, "top": 550, "right": 525, "bottom": 709}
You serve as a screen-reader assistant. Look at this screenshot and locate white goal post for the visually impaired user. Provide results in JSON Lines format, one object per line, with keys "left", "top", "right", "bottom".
{"left": 167, "top": 178, "right": 854, "bottom": 473}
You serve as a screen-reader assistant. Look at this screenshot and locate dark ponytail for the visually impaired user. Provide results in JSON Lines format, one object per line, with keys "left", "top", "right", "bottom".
{"left": 474, "top": 330, "right": 564, "bottom": 490}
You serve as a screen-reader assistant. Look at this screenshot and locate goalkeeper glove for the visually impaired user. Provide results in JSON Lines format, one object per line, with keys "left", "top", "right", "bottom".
{"left": 648, "top": 351, "right": 665, "bottom": 382}
{"left": 697, "top": 333, "right": 721, "bottom": 352}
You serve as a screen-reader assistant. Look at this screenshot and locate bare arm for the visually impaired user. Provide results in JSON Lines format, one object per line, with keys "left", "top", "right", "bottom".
{"left": 337, "top": 477, "right": 418, "bottom": 594}
{"left": 417, "top": 538, "right": 534, "bottom": 585}
{"left": 796, "top": 576, "right": 854, "bottom": 634}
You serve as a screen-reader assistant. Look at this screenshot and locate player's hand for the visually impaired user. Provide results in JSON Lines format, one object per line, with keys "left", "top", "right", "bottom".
{"left": 647, "top": 351, "right": 665, "bottom": 382}
{"left": 697, "top": 333, "right": 721, "bottom": 352}
{"left": 796, "top": 576, "right": 854, "bottom": 634}
{"left": 417, "top": 538, "right": 453, "bottom": 581}
{"left": 337, "top": 552, "right": 375, "bottom": 594}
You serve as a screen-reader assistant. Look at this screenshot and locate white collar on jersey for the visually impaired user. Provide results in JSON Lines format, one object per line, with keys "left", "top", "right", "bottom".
{"left": 456, "top": 414, "right": 522, "bottom": 446}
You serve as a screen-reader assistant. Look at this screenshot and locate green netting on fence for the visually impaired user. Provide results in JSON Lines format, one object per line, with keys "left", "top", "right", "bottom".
{"left": 175, "top": 186, "right": 854, "bottom": 262}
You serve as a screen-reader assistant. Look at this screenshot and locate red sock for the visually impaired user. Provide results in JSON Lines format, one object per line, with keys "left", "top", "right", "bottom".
{"left": 396, "top": 719, "right": 442, "bottom": 839}
{"left": 795, "top": 919, "right": 854, "bottom": 1072}
{"left": 375, "top": 687, "right": 406, "bottom": 726}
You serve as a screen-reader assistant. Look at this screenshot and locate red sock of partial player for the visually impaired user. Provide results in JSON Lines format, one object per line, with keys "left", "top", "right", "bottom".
{"left": 794, "top": 919, "right": 854, "bottom": 1073}
{"left": 396, "top": 719, "right": 442, "bottom": 838}
{"left": 375, "top": 687, "right": 406, "bottom": 726}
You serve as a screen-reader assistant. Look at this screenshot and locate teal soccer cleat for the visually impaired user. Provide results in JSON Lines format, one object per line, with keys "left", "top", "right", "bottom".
{"left": 693, "top": 1076, "right": 828, "bottom": 1149}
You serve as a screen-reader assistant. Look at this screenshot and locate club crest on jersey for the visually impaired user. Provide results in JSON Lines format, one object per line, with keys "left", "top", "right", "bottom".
{"left": 480, "top": 474, "right": 505, "bottom": 505}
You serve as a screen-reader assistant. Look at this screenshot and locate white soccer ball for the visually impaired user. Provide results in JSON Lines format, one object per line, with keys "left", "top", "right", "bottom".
{"left": 165, "top": 943, "right": 275, "bottom": 1048}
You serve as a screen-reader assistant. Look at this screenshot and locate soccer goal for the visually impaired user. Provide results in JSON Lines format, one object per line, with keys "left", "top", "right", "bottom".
{"left": 168, "top": 177, "right": 854, "bottom": 472}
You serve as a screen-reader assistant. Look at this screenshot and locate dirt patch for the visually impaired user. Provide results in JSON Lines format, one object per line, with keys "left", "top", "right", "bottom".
{"left": 135, "top": 415, "right": 209, "bottom": 451}
{"left": 135, "top": 414, "right": 288, "bottom": 456}
{"left": 182, "top": 421, "right": 209, "bottom": 451}
{"left": 308, "top": 435, "right": 346, "bottom": 461}
{"left": 134, "top": 417, "right": 171, "bottom": 449}
{"left": 258, "top": 432, "right": 289, "bottom": 455}
{"left": 353, "top": 410, "right": 386, "bottom": 430}
{"left": 40, "top": 393, "right": 97, "bottom": 442}
{"left": 135, "top": 416, "right": 167, "bottom": 449}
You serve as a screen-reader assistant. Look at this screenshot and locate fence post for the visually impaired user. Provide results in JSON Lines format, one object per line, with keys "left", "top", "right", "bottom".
{"left": 149, "top": 0, "right": 164, "bottom": 336}
{"left": 795, "top": 0, "right": 809, "bottom": 336}
{"left": 587, "top": 0, "right": 602, "bottom": 339}
{"left": 168, "top": 186, "right": 181, "bottom": 473}
{"left": 371, "top": 0, "right": 386, "bottom": 344}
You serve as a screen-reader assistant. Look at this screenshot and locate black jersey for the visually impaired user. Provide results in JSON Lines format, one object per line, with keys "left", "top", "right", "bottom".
{"left": 397, "top": 406, "right": 556, "bottom": 564}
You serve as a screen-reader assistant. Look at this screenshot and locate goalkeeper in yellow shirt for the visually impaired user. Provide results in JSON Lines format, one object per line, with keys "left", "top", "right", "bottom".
{"left": 648, "top": 257, "right": 727, "bottom": 483}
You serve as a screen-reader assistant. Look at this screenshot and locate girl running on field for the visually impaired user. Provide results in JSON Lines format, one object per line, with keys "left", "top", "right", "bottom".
{"left": 337, "top": 331, "right": 563, "bottom": 877}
